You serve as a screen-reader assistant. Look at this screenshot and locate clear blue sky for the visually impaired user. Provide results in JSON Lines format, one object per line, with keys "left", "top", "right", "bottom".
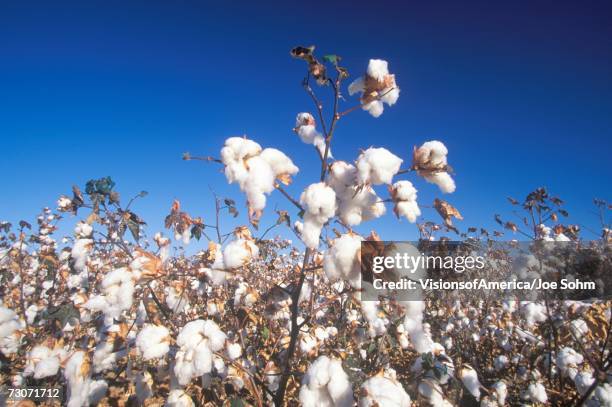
{"left": 1, "top": 0, "right": 610, "bottom": 243}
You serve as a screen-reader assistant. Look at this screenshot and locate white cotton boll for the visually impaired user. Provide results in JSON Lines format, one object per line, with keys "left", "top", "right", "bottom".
{"left": 221, "top": 137, "right": 262, "bottom": 163}
{"left": 367, "top": 59, "right": 389, "bottom": 82}
{"left": 74, "top": 221, "right": 93, "bottom": 238}
{"left": 301, "top": 214, "right": 325, "bottom": 249}
{"left": 295, "top": 113, "right": 331, "bottom": 158}
{"left": 71, "top": 238, "right": 92, "bottom": 272}
{"left": 493, "top": 381, "right": 507, "bottom": 405}
{"left": 0, "top": 306, "right": 22, "bottom": 355}
{"left": 356, "top": 148, "right": 403, "bottom": 185}
{"left": 223, "top": 238, "right": 259, "bottom": 269}
{"left": 593, "top": 384, "right": 612, "bottom": 406}
{"left": 424, "top": 172, "right": 456, "bottom": 193}
{"left": 260, "top": 148, "right": 299, "bottom": 178}
{"left": 226, "top": 343, "right": 242, "bottom": 361}
{"left": 174, "top": 320, "right": 227, "bottom": 385}
{"left": 136, "top": 324, "right": 170, "bottom": 360}
{"left": 391, "top": 181, "right": 421, "bottom": 222}
{"left": 24, "top": 345, "right": 63, "bottom": 379}
{"left": 363, "top": 100, "right": 385, "bottom": 118}
{"left": 526, "top": 382, "right": 547, "bottom": 403}
{"left": 93, "top": 338, "right": 126, "bottom": 373}
{"left": 300, "top": 183, "right": 337, "bottom": 222}
{"left": 360, "top": 376, "right": 411, "bottom": 407}
{"left": 165, "top": 285, "right": 190, "bottom": 313}
{"left": 380, "top": 86, "right": 400, "bottom": 106}
{"left": 348, "top": 76, "right": 365, "bottom": 96}
{"left": 418, "top": 381, "right": 453, "bottom": 407}
{"left": 574, "top": 371, "right": 594, "bottom": 396}
{"left": 418, "top": 141, "right": 448, "bottom": 167}
{"left": 557, "top": 347, "right": 583, "bottom": 376}
{"left": 521, "top": 302, "right": 547, "bottom": 326}
{"left": 135, "top": 371, "right": 154, "bottom": 403}
{"left": 299, "top": 356, "right": 354, "bottom": 407}
{"left": 165, "top": 389, "right": 195, "bottom": 407}
{"left": 460, "top": 366, "right": 481, "bottom": 400}
{"left": 323, "top": 233, "right": 363, "bottom": 287}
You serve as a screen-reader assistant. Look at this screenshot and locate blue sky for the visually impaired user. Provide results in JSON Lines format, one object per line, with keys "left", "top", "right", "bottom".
{"left": 1, "top": 0, "right": 610, "bottom": 244}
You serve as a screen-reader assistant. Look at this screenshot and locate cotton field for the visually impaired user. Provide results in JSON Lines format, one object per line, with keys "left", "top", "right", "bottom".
{"left": 0, "top": 47, "right": 610, "bottom": 407}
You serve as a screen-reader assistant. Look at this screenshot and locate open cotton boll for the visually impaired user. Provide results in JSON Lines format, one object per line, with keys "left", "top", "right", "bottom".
{"left": 0, "top": 306, "right": 23, "bottom": 355}
{"left": 323, "top": 233, "right": 363, "bottom": 287}
{"left": 418, "top": 381, "right": 453, "bottom": 407}
{"left": 424, "top": 172, "right": 456, "bottom": 193}
{"left": 556, "top": 347, "right": 583, "bottom": 376}
{"left": 223, "top": 238, "right": 259, "bottom": 269}
{"left": 165, "top": 284, "right": 190, "bottom": 313}
{"left": 221, "top": 137, "right": 262, "bottom": 163}
{"left": 521, "top": 302, "right": 547, "bottom": 326}
{"left": 299, "top": 183, "right": 337, "bottom": 249}
{"left": 349, "top": 59, "right": 400, "bottom": 117}
{"left": 74, "top": 221, "right": 93, "bottom": 238}
{"left": 356, "top": 148, "right": 402, "bottom": 185}
{"left": 390, "top": 181, "right": 421, "bottom": 222}
{"left": 64, "top": 351, "right": 108, "bottom": 407}
{"left": 165, "top": 389, "right": 195, "bottom": 407}
{"left": 136, "top": 324, "right": 170, "bottom": 361}
{"left": 24, "top": 345, "right": 65, "bottom": 379}
{"left": 492, "top": 381, "right": 508, "bottom": 405}
{"left": 459, "top": 366, "right": 482, "bottom": 400}
{"left": 574, "top": 371, "right": 594, "bottom": 396}
{"left": 366, "top": 59, "right": 389, "bottom": 82}
{"left": 298, "top": 356, "right": 354, "bottom": 407}
{"left": 360, "top": 376, "right": 411, "bottom": 407}
{"left": 71, "top": 238, "right": 92, "bottom": 272}
{"left": 226, "top": 343, "right": 242, "bottom": 361}
{"left": 526, "top": 382, "right": 547, "bottom": 403}
{"left": 294, "top": 113, "right": 330, "bottom": 158}
{"left": 174, "top": 320, "right": 227, "bottom": 386}
{"left": 260, "top": 148, "right": 299, "bottom": 180}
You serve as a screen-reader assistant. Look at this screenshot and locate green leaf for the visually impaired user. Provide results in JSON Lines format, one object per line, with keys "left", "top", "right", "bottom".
{"left": 323, "top": 54, "right": 340, "bottom": 65}
{"left": 262, "top": 327, "right": 270, "bottom": 340}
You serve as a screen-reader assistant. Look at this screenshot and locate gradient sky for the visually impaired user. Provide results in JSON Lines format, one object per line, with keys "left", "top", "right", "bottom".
{"left": 1, "top": 0, "right": 611, "bottom": 244}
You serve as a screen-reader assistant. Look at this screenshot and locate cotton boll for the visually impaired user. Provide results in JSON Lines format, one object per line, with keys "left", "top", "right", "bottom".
{"left": 299, "top": 356, "right": 354, "bottom": 407}
{"left": 300, "top": 183, "right": 337, "bottom": 222}
{"left": 424, "top": 172, "right": 456, "bottom": 193}
{"left": 492, "top": 381, "right": 507, "bottom": 405}
{"left": 74, "top": 221, "right": 93, "bottom": 238}
{"left": 85, "top": 267, "right": 135, "bottom": 320}
{"left": 360, "top": 376, "right": 411, "bottom": 407}
{"left": 459, "top": 366, "right": 482, "bottom": 400}
{"left": 24, "top": 345, "right": 64, "bottom": 379}
{"left": 221, "top": 137, "right": 262, "bottom": 164}
{"left": 71, "top": 238, "right": 92, "bottom": 272}
{"left": 65, "top": 351, "right": 108, "bottom": 407}
{"left": 349, "top": 59, "right": 400, "bottom": 117}
{"left": 165, "top": 389, "right": 194, "bottom": 407}
{"left": 226, "top": 343, "right": 242, "bottom": 361}
{"left": 0, "top": 306, "right": 22, "bottom": 355}
{"left": 223, "top": 238, "right": 259, "bottom": 269}
{"left": 135, "top": 371, "right": 154, "bottom": 404}
{"left": 526, "top": 382, "right": 547, "bottom": 403}
{"left": 165, "top": 284, "right": 190, "bottom": 313}
{"left": 294, "top": 113, "right": 330, "bottom": 158}
{"left": 521, "top": 302, "right": 547, "bottom": 326}
{"left": 174, "top": 320, "right": 227, "bottom": 386}
{"left": 323, "top": 233, "right": 363, "bottom": 287}
{"left": 418, "top": 381, "right": 453, "bottom": 407}
{"left": 556, "top": 347, "right": 583, "bottom": 376}
{"left": 299, "top": 183, "right": 337, "bottom": 249}
{"left": 390, "top": 181, "right": 421, "bottom": 222}
{"left": 356, "top": 148, "right": 403, "bottom": 185}
{"left": 367, "top": 59, "right": 389, "bottom": 82}
{"left": 363, "top": 101, "right": 384, "bottom": 118}
{"left": 136, "top": 324, "right": 170, "bottom": 361}
{"left": 260, "top": 148, "right": 299, "bottom": 180}
{"left": 574, "top": 371, "right": 594, "bottom": 396}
